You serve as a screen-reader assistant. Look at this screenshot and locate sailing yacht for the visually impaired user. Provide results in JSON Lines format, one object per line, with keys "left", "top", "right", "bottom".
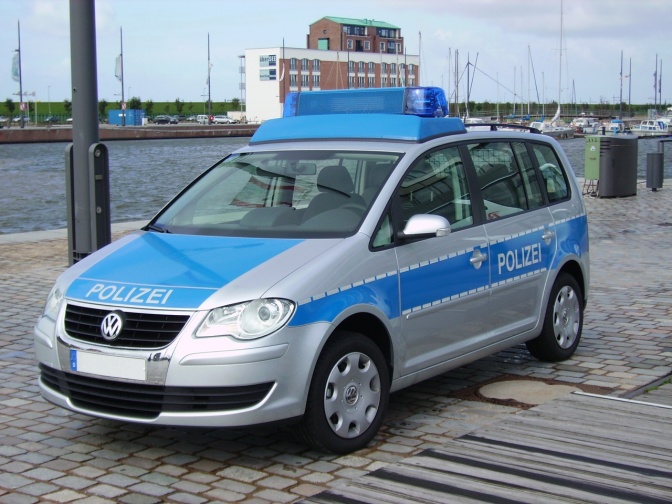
{"left": 530, "top": 0, "right": 574, "bottom": 139}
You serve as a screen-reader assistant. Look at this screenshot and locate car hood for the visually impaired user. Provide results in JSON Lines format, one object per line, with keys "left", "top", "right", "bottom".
{"left": 64, "top": 232, "right": 335, "bottom": 310}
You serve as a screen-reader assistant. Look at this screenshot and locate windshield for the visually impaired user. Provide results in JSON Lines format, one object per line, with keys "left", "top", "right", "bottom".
{"left": 151, "top": 150, "right": 401, "bottom": 237}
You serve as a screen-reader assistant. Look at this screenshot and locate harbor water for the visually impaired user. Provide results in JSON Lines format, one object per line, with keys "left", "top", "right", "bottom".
{"left": 1, "top": 136, "right": 671, "bottom": 235}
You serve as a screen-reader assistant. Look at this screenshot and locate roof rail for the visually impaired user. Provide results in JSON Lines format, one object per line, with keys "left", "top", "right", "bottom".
{"left": 464, "top": 123, "right": 542, "bottom": 134}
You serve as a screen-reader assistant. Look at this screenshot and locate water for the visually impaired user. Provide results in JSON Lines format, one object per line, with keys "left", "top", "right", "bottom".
{"left": 1, "top": 137, "right": 248, "bottom": 234}
{"left": 1, "top": 136, "right": 671, "bottom": 234}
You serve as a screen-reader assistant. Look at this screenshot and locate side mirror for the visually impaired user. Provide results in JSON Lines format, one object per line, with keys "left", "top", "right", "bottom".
{"left": 398, "top": 214, "right": 451, "bottom": 241}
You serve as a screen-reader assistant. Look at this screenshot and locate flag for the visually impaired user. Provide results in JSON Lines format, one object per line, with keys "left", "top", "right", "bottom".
{"left": 115, "top": 54, "right": 123, "bottom": 82}
{"left": 11, "top": 52, "right": 20, "bottom": 82}
{"left": 206, "top": 62, "right": 213, "bottom": 85}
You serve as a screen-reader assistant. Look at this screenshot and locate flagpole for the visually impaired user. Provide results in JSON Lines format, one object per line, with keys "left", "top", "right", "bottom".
{"left": 207, "top": 33, "right": 211, "bottom": 120}
{"left": 120, "top": 27, "right": 125, "bottom": 126}
{"left": 17, "top": 20, "right": 25, "bottom": 129}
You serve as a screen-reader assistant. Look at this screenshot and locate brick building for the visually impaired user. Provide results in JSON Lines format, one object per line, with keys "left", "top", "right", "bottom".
{"left": 243, "top": 16, "right": 420, "bottom": 122}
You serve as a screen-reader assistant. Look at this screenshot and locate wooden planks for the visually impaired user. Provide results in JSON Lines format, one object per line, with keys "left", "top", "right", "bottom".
{"left": 303, "top": 393, "right": 672, "bottom": 503}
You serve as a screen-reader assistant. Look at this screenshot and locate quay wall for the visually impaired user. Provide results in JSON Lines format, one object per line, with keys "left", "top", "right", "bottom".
{"left": 0, "top": 124, "right": 259, "bottom": 144}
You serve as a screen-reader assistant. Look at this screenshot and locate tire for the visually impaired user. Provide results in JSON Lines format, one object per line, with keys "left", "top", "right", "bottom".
{"left": 526, "top": 273, "right": 583, "bottom": 362}
{"left": 297, "top": 331, "right": 389, "bottom": 454}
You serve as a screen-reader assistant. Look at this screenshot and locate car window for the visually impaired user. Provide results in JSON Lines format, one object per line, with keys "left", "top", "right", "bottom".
{"left": 398, "top": 146, "right": 473, "bottom": 230}
{"left": 530, "top": 143, "right": 569, "bottom": 202}
{"left": 152, "top": 150, "right": 399, "bottom": 237}
{"left": 467, "top": 141, "right": 528, "bottom": 220}
{"left": 512, "top": 141, "right": 544, "bottom": 209}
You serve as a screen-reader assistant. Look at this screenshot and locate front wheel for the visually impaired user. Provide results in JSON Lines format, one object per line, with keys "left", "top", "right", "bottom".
{"left": 297, "top": 332, "right": 389, "bottom": 454}
{"left": 526, "top": 273, "right": 583, "bottom": 362}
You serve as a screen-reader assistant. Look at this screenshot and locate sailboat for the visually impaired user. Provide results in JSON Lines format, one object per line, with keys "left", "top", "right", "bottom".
{"left": 529, "top": 0, "right": 574, "bottom": 139}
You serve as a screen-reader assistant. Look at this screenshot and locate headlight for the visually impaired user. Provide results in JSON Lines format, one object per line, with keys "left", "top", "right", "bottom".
{"left": 43, "top": 285, "right": 64, "bottom": 321}
{"left": 196, "top": 299, "right": 295, "bottom": 340}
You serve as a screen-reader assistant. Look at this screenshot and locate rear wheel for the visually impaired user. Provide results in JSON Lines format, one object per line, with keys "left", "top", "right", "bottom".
{"left": 526, "top": 273, "right": 583, "bottom": 362}
{"left": 298, "top": 331, "right": 389, "bottom": 454}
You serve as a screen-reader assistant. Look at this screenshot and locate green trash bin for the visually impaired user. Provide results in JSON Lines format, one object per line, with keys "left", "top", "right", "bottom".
{"left": 584, "top": 135, "right": 638, "bottom": 197}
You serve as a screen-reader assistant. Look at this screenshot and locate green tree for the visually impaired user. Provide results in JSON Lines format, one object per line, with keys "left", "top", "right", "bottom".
{"left": 5, "top": 98, "right": 16, "bottom": 118}
{"left": 98, "top": 99, "right": 108, "bottom": 119}
{"left": 144, "top": 99, "right": 154, "bottom": 116}
{"left": 63, "top": 99, "right": 72, "bottom": 116}
{"left": 231, "top": 98, "right": 240, "bottom": 110}
{"left": 187, "top": 102, "right": 194, "bottom": 113}
{"left": 175, "top": 98, "right": 184, "bottom": 114}
{"left": 128, "top": 96, "right": 141, "bottom": 109}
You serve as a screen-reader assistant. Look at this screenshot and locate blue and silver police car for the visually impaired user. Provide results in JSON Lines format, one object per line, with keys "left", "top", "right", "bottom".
{"left": 35, "top": 87, "right": 589, "bottom": 453}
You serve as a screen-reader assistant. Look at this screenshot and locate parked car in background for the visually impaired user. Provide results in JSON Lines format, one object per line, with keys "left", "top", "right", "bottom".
{"left": 176, "top": 115, "right": 186, "bottom": 122}
{"left": 153, "top": 115, "right": 171, "bottom": 124}
{"left": 213, "top": 115, "right": 234, "bottom": 124}
{"left": 44, "top": 116, "right": 60, "bottom": 124}
{"left": 169, "top": 116, "right": 179, "bottom": 124}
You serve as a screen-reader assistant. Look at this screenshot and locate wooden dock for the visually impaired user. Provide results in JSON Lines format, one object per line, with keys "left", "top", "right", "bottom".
{"left": 303, "top": 393, "right": 672, "bottom": 503}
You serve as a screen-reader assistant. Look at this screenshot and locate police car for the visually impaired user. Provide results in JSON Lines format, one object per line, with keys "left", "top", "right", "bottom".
{"left": 34, "top": 87, "right": 589, "bottom": 454}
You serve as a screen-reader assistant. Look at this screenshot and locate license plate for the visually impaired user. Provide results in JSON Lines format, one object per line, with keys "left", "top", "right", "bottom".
{"left": 70, "top": 350, "right": 146, "bottom": 381}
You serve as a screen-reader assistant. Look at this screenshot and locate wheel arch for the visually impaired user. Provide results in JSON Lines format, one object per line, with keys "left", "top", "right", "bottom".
{"left": 329, "top": 312, "right": 394, "bottom": 384}
{"left": 557, "top": 258, "right": 587, "bottom": 302}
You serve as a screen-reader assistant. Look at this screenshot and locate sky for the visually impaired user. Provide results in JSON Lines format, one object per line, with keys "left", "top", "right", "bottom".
{"left": 1, "top": 0, "right": 671, "bottom": 110}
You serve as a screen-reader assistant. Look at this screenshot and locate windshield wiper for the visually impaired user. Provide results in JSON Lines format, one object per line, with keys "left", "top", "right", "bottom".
{"left": 144, "top": 223, "right": 171, "bottom": 233}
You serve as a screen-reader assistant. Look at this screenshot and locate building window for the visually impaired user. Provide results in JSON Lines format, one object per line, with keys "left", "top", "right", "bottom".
{"left": 396, "top": 43, "right": 402, "bottom": 54}
{"left": 290, "top": 58, "right": 298, "bottom": 71}
{"left": 391, "top": 77, "right": 397, "bottom": 87}
{"left": 348, "top": 76, "right": 355, "bottom": 89}
{"left": 390, "top": 63, "right": 396, "bottom": 74}
{"left": 358, "top": 61, "right": 365, "bottom": 73}
{"left": 301, "top": 74, "right": 309, "bottom": 87}
{"left": 289, "top": 74, "right": 298, "bottom": 88}
{"left": 358, "top": 76, "right": 365, "bottom": 88}
{"left": 408, "top": 64, "right": 415, "bottom": 75}
{"left": 368, "top": 76, "right": 375, "bottom": 88}
{"left": 347, "top": 39, "right": 353, "bottom": 50}
{"left": 381, "top": 63, "right": 387, "bottom": 73}
{"left": 313, "top": 59, "right": 320, "bottom": 72}
{"left": 364, "top": 41, "right": 370, "bottom": 51}
{"left": 381, "top": 76, "right": 387, "bottom": 87}
{"left": 312, "top": 74, "right": 320, "bottom": 88}
{"left": 301, "top": 58, "right": 308, "bottom": 69}
{"left": 348, "top": 60, "right": 355, "bottom": 73}
{"left": 318, "top": 38, "right": 329, "bottom": 50}
{"left": 368, "top": 62, "right": 375, "bottom": 73}
{"left": 344, "top": 25, "right": 365, "bottom": 36}
{"left": 379, "top": 42, "right": 385, "bottom": 52}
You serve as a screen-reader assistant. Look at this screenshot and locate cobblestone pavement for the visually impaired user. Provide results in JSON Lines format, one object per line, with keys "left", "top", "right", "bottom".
{"left": 1, "top": 181, "right": 671, "bottom": 503}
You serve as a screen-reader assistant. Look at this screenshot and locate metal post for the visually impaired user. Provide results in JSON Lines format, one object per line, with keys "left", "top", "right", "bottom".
{"left": 68, "top": 0, "right": 110, "bottom": 264}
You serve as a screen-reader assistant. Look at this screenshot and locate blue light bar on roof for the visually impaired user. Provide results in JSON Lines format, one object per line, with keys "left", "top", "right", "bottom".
{"left": 250, "top": 114, "right": 466, "bottom": 144}
{"left": 283, "top": 87, "right": 449, "bottom": 118}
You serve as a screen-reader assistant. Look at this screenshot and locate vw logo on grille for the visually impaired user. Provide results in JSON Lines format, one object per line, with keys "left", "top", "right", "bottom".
{"left": 101, "top": 312, "right": 124, "bottom": 341}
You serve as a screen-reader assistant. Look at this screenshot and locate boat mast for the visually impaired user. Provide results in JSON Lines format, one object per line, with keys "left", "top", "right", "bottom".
{"left": 557, "top": 0, "right": 563, "bottom": 123}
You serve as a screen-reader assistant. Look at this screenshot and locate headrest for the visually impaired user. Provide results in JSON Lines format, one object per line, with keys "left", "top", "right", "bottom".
{"left": 317, "top": 165, "right": 354, "bottom": 194}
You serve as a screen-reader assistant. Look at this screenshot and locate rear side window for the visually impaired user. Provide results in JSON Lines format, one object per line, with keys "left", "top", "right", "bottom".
{"left": 530, "top": 143, "right": 569, "bottom": 202}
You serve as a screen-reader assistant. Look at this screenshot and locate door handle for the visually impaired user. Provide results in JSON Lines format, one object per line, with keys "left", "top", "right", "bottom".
{"left": 470, "top": 249, "right": 487, "bottom": 269}
{"left": 542, "top": 228, "right": 555, "bottom": 244}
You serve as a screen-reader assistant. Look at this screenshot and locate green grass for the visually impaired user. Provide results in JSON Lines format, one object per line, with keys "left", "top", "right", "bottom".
{"left": 1, "top": 101, "right": 242, "bottom": 119}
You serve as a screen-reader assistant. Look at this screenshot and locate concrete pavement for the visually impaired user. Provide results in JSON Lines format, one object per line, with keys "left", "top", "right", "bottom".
{"left": 1, "top": 179, "right": 671, "bottom": 503}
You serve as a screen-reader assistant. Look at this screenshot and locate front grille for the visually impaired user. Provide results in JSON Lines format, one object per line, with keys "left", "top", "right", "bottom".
{"left": 64, "top": 304, "right": 190, "bottom": 349}
{"left": 40, "top": 364, "right": 274, "bottom": 419}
